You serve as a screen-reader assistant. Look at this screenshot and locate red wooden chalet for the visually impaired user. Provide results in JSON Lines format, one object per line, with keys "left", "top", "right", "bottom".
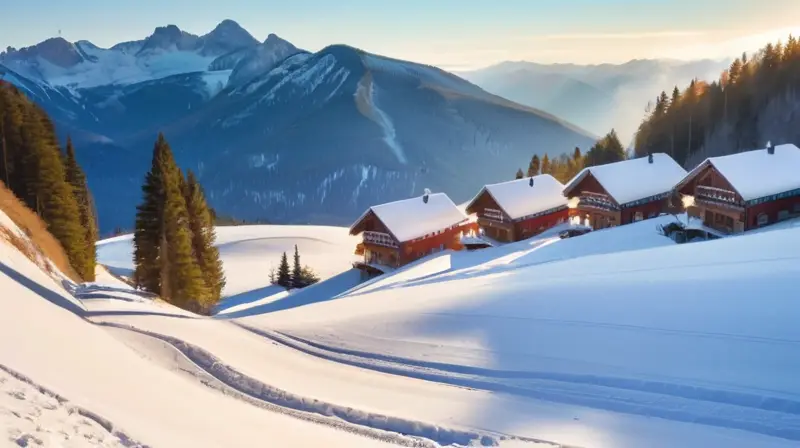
{"left": 563, "top": 153, "right": 687, "bottom": 229}
{"left": 349, "top": 192, "right": 476, "bottom": 273}
{"left": 465, "top": 174, "right": 568, "bottom": 242}
{"left": 675, "top": 143, "right": 800, "bottom": 234}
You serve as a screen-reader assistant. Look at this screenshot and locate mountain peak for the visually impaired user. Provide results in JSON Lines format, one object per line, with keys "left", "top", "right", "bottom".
{"left": 200, "top": 19, "right": 259, "bottom": 56}
{"left": 0, "top": 37, "right": 83, "bottom": 68}
{"left": 137, "top": 24, "right": 198, "bottom": 55}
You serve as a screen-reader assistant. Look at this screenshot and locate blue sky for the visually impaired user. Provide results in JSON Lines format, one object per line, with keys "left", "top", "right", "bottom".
{"left": 2, "top": 0, "right": 799, "bottom": 69}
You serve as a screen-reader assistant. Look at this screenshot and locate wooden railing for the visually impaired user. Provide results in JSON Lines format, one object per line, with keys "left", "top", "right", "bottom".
{"left": 578, "top": 192, "right": 619, "bottom": 211}
{"left": 695, "top": 185, "right": 739, "bottom": 205}
{"left": 480, "top": 208, "right": 505, "bottom": 223}
{"left": 363, "top": 231, "right": 399, "bottom": 248}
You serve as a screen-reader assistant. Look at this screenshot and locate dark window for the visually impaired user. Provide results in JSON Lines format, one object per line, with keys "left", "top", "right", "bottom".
{"left": 725, "top": 216, "right": 734, "bottom": 229}
{"left": 757, "top": 213, "right": 769, "bottom": 226}
{"left": 705, "top": 210, "right": 713, "bottom": 224}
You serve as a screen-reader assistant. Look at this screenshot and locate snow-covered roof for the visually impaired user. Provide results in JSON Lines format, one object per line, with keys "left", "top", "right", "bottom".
{"left": 679, "top": 144, "right": 800, "bottom": 202}
{"left": 350, "top": 193, "right": 468, "bottom": 243}
{"left": 466, "top": 174, "right": 567, "bottom": 221}
{"left": 564, "top": 153, "right": 687, "bottom": 205}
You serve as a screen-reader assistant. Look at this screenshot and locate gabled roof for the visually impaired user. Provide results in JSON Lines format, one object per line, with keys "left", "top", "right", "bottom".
{"left": 349, "top": 192, "right": 468, "bottom": 243}
{"left": 677, "top": 144, "right": 800, "bottom": 202}
{"left": 564, "top": 153, "right": 687, "bottom": 205}
{"left": 466, "top": 174, "right": 567, "bottom": 221}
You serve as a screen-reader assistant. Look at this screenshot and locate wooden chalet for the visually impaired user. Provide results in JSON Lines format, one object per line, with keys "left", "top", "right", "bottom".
{"left": 675, "top": 143, "right": 800, "bottom": 234}
{"left": 349, "top": 192, "right": 477, "bottom": 273}
{"left": 563, "top": 153, "right": 687, "bottom": 229}
{"left": 465, "top": 174, "right": 569, "bottom": 242}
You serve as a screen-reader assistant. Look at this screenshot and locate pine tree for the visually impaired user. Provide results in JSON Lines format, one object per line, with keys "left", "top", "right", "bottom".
{"left": 299, "top": 266, "right": 320, "bottom": 287}
{"left": 184, "top": 169, "right": 226, "bottom": 309}
{"left": 514, "top": 168, "right": 524, "bottom": 179}
{"left": 277, "top": 251, "right": 291, "bottom": 288}
{"left": 133, "top": 133, "right": 209, "bottom": 310}
{"left": 18, "top": 107, "right": 85, "bottom": 276}
{"left": 291, "top": 244, "right": 301, "bottom": 289}
{"left": 541, "top": 154, "right": 551, "bottom": 175}
{"left": 526, "top": 155, "right": 541, "bottom": 177}
{"left": 63, "top": 137, "right": 97, "bottom": 281}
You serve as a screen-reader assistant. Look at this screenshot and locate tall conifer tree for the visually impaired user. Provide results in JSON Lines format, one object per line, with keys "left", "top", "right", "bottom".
{"left": 133, "top": 133, "right": 208, "bottom": 310}
{"left": 63, "top": 137, "right": 97, "bottom": 280}
{"left": 184, "top": 169, "right": 226, "bottom": 309}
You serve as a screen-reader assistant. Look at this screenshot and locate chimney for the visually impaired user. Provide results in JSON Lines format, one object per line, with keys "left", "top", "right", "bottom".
{"left": 767, "top": 141, "right": 774, "bottom": 155}
{"left": 423, "top": 188, "right": 431, "bottom": 204}
{"left": 648, "top": 153, "right": 654, "bottom": 164}
{"left": 529, "top": 177, "right": 534, "bottom": 187}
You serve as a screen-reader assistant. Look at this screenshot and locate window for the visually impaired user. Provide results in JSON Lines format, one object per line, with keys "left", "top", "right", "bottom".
{"left": 757, "top": 213, "right": 769, "bottom": 227}
{"left": 705, "top": 210, "right": 713, "bottom": 225}
{"left": 794, "top": 203, "right": 800, "bottom": 213}
{"left": 725, "top": 216, "right": 734, "bottom": 229}
{"left": 648, "top": 212, "right": 657, "bottom": 219}
{"left": 634, "top": 212, "right": 643, "bottom": 222}
{"left": 778, "top": 210, "right": 790, "bottom": 221}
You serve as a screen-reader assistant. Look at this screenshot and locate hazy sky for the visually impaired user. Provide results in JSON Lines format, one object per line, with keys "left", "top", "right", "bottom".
{"left": 2, "top": 0, "right": 799, "bottom": 70}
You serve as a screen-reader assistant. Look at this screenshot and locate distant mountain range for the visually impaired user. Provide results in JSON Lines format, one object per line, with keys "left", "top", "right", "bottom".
{"left": 457, "top": 59, "right": 732, "bottom": 145}
{"left": 0, "top": 21, "right": 595, "bottom": 233}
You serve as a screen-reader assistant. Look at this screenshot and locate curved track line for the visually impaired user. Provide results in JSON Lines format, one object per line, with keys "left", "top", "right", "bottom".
{"left": 96, "top": 322, "right": 555, "bottom": 448}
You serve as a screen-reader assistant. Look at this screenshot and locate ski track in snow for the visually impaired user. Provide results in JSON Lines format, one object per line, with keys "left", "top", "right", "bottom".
{"left": 0, "top": 364, "right": 148, "bottom": 448}
{"left": 93, "top": 321, "right": 558, "bottom": 448}
{"left": 232, "top": 326, "right": 800, "bottom": 443}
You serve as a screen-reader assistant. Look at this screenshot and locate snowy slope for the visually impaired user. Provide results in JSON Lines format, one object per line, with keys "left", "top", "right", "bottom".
{"left": 233, "top": 217, "right": 800, "bottom": 448}
{"left": 0, "top": 213, "right": 390, "bottom": 447}
{"left": 97, "top": 225, "right": 359, "bottom": 314}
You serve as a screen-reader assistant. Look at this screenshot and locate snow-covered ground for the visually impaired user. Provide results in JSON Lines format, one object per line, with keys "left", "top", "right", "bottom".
{"left": 4, "top": 214, "right": 800, "bottom": 447}
{"left": 96, "top": 225, "right": 358, "bottom": 314}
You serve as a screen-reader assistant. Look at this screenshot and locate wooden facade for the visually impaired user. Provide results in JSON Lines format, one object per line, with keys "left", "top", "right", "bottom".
{"left": 350, "top": 210, "right": 477, "bottom": 270}
{"left": 565, "top": 172, "right": 675, "bottom": 229}
{"left": 466, "top": 190, "right": 568, "bottom": 243}
{"left": 677, "top": 163, "right": 800, "bottom": 234}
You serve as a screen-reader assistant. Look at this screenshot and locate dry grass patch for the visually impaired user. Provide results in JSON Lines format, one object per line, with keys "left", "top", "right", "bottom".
{"left": 0, "top": 181, "right": 80, "bottom": 281}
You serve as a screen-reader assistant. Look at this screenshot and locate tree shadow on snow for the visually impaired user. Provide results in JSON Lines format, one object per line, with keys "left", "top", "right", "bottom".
{"left": 0, "top": 261, "right": 86, "bottom": 316}
{"left": 217, "top": 269, "right": 363, "bottom": 319}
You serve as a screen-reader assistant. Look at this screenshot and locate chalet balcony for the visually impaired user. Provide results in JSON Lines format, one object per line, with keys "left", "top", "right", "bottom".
{"left": 695, "top": 185, "right": 743, "bottom": 209}
{"left": 363, "top": 231, "right": 399, "bottom": 248}
{"left": 479, "top": 208, "right": 505, "bottom": 223}
{"left": 577, "top": 192, "right": 619, "bottom": 212}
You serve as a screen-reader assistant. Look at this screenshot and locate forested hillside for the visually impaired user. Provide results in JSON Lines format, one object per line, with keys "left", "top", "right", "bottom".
{"left": 0, "top": 81, "right": 96, "bottom": 280}
{"left": 634, "top": 35, "right": 800, "bottom": 167}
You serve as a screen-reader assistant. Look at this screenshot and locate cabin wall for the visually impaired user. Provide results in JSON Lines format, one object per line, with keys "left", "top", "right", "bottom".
{"left": 565, "top": 173, "right": 607, "bottom": 198}
{"left": 400, "top": 222, "right": 477, "bottom": 265}
{"left": 745, "top": 196, "right": 800, "bottom": 230}
{"left": 621, "top": 199, "right": 671, "bottom": 224}
{"left": 470, "top": 191, "right": 515, "bottom": 242}
{"left": 514, "top": 208, "right": 569, "bottom": 239}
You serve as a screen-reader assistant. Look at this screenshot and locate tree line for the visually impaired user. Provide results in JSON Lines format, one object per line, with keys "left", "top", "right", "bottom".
{"left": 634, "top": 34, "right": 800, "bottom": 164}
{"left": 0, "top": 81, "right": 97, "bottom": 280}
{"left": 132, "top": 133, "right": 226, "bottom": 314}
{"left": 515, "top": 129, "right": 627, "bottom": 184}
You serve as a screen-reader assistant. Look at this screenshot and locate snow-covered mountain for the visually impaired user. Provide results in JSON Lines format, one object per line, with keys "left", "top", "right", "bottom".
{"left": 1, "top": 21, "right": 595, "bottom": 233}
{"left": 0, "top": 20, "right": 259, "bottom": 88}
